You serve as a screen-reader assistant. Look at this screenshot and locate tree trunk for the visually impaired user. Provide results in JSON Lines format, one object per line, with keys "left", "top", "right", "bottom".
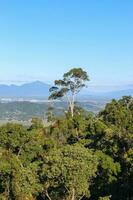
{"left": 66, "top": 93, "right": 75, "bottom": 118}
{"left": 70, "top": 104, "right": 74, "bottom": 118}
{"left": 71, "top": 188, "right": 75, "bottom": 200}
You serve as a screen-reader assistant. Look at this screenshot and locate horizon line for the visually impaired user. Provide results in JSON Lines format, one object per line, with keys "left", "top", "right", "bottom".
{"left": 0, "top": 80, "right": 132, "bottom": 87}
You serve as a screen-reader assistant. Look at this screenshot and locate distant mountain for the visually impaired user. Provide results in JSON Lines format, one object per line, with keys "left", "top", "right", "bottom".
{"left": 0, "top": 81, "right": 132, "bottom": 99}
{"left": 102, "top": 89, "right": 133, "bottom": 99}
{"left": 79, "top": 88, "right": 133, "bottom": 101}
{"left": 0, "top": 81, "right": 50, "bottom": 97}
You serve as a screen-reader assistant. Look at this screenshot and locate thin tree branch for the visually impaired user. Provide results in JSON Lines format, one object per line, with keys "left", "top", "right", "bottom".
{"left": 46, "top": 190, "right": 52, "bottom": 200}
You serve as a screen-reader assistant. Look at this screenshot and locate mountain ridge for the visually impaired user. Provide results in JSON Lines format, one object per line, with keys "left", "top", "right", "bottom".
{"left": 0, "top": 81, "right": 50, "bottom": 97}
{"left": 0, "top": 81, "right": 132, "bottom": 98}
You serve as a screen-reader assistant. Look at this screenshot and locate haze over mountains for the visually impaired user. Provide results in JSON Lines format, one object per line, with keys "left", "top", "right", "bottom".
{"left": 0, "top": 81, "right": 132, "bottom": 99}
{"left": 0, "top": 81, "right": 50, "bottom": 97}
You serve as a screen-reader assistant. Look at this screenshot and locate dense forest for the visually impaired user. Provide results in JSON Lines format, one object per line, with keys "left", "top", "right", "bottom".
{"left": 0, "top": 69, "right": 132, "bottom": 200}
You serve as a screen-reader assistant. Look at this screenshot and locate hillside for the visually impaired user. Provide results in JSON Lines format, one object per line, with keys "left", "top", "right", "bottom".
{"left": 0, "top": 100, "right": 105, "bottom": 123}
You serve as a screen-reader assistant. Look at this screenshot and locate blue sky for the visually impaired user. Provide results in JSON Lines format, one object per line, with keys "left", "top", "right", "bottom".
{"left": 0, "top": 0, "right": 133, "bottom": 87}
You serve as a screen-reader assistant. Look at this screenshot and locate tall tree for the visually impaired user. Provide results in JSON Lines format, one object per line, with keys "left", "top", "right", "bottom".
{"left": 49, "top": 68, "right": 89, "bottom": 117}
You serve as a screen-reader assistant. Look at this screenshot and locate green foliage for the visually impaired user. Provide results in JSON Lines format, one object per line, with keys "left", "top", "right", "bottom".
{"left": 96, "top": 151, "right": 120, "bottom": 183}
{"left": 0, "top": 95, "right": 132, "bottom": 199}
{"left": 30, "top": 117, "right": 44, "bottom": 129}
{"left": 0, "top": 123, "right": 29, "bottom": 153}
{"left": 99, "top": 196, "right": 111, "bottom": 200}
{"left": 49, "top": 68, "right": 89, "bottom": 117}
{"left": 41, "top": 144, "right": 98, "bottom": 200}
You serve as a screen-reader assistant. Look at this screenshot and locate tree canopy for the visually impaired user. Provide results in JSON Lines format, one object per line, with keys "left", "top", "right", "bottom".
{"left": 0, "top": 68, "right": 132, "bottom": 199}
{"left": 49, "top": 68, "right": 89, "bottom": 117}
{"left": 0, "top": 95, "right": 132, "bottom": 199}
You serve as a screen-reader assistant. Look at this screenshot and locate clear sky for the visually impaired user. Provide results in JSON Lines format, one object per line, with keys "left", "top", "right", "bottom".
{"left": 0, "top": 0, "right": 133, "bottom": 86}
